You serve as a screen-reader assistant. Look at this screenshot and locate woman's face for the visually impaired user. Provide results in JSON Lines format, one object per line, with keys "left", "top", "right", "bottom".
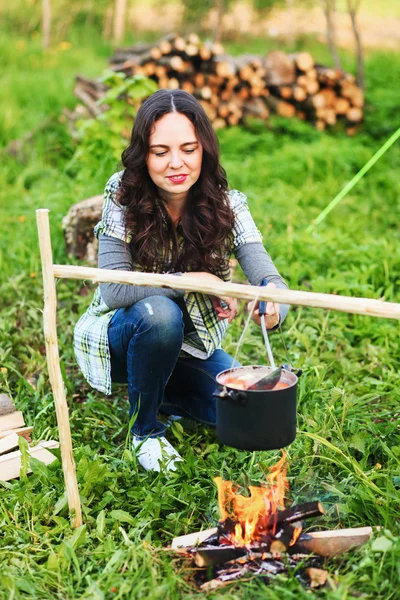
{"left": 146, "top": 112, "right": 203, "bottom": 203}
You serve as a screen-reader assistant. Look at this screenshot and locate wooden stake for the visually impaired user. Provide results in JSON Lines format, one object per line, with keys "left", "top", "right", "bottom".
{"left": 52, "top": 264, "right": 400, "bottom": 320}
{"left": 36, "top": 209, "right": 82, "bottom": 527}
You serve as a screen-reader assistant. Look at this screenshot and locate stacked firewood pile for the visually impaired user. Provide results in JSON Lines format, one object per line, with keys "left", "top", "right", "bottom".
{"left": 0, "top": 394, "right": 59, "bottom": 482}
{"left": 74, "top": 33, "right": 364, "bottom": 133}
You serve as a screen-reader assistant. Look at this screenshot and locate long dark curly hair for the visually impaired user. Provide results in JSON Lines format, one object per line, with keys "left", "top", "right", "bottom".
{"left": 116, "top": 89, "right": 235, "bottom": 275}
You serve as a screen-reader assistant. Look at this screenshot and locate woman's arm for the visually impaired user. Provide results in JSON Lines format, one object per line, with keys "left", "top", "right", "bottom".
{"left": 98, "top": 234, "right": 185, "bottom": 310}
{"left": 235, "top": 242, "right": 290, "bottom": 327}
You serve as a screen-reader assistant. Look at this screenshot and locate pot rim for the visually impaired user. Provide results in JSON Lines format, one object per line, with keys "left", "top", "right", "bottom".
{"left": 216, "top": 365, "right": 298, "bottom": 392}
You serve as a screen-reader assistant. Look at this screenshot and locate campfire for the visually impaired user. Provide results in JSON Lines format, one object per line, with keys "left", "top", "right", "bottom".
{"left": 171, "top": 452, "right": 373, "bottom": 591}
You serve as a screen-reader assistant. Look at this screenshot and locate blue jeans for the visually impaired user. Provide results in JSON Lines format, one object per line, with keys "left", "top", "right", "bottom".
{"left": 107, "top": 296, "right": 240, "bottom": 439}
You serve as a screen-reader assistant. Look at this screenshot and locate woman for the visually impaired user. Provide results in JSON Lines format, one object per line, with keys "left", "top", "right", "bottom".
{"left": 74, "top": 89, "right": 289, "bottom": 473}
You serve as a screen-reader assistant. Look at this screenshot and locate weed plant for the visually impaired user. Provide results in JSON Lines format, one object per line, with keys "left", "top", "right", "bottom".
{"left": 0, "top": 23, "right": 399, "bottom": 600}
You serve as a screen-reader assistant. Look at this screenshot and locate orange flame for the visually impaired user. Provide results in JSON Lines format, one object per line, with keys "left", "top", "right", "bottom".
{"left": 214, "top": 450, "right": 296, "bottom": 547}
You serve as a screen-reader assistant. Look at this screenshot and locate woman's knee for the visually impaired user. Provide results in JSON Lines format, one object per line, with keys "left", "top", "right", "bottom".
{"left": 125, "top": 296, "right": 184, "bottom": 346}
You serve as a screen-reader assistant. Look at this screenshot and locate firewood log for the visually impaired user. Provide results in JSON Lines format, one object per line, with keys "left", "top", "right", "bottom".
{"left": 293, "top": 527, "right": 374, "bottom": 557}
{"left": 212, "top": 118, "right": 227, "bottom": 130}
{"left": 264, "top": 50, "right": 296, "bottom": 86}
{"left": 173, "top": 36, "right": 186, "bottom": 52}
{"left": 181, "top": 80, "right": 195, "bottom": 94}
{"left": 296, "top": 75, "right": 319, "bottom": 95}
{"left": 292, "top": 85, "right": 307, "bottom": 102}
{"left": 242, "top": 98, "right": 269, "bottom": 121}
{"left": 158, "top": 55, "right": 186, "bottom": 72}
{"left": 291, "top": 51, "right": 315, "bottom": 72}
{"left": 227, "top": 113, "right": 240, "bottom": 126}
{"left": 193, "top": 545, "right": 247, "bottom": 567}
{"left": 315, "top": 65, "right": 343, "bottom": 85}
{"left": 187, "top": 32, "right": 200, "bottom": 45}
{"left": 319, "top": 88, "right": 337, "bottom": 107}
{"left": 265, "top": 95, "right": 296, "bottom": 118}
{"left": 346, "top": 107, "right": 363, "bottom": 123}
{"left": 199, "top": 101, "right": 217, "bottom": 121}
{"left": 334, "top": 96, "right": 351, "bottom": 115}
{"left": 340, "top": 82, "right": 364, "bottom": 107}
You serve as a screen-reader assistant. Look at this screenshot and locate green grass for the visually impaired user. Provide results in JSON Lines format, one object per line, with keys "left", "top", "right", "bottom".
{"left": 0, "top": 23, "right": 400, "bottom": 600}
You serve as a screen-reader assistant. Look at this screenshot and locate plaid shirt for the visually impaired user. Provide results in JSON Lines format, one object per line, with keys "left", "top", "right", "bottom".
{"left": 73, "top": 171, "right": 263, "bottom": 394}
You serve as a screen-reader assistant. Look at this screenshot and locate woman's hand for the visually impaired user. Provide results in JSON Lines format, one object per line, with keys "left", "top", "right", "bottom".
{"left": 181, "top": 271, "right": 238, "bottom": 323}
{"left": 247, "top": 281, "right": 280, "bottom": 329}
{"left": 211, "top": 295, "right": 238, "bottom": 323}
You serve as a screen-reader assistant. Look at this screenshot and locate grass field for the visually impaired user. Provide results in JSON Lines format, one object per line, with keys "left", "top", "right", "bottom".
{"left": 0, "top": 22, "right": 400, "bottom": 600}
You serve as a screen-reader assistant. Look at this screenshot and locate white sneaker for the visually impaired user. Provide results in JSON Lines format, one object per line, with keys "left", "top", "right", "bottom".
{"left": 132, "top": 435, "right": 183, "bottom": 472}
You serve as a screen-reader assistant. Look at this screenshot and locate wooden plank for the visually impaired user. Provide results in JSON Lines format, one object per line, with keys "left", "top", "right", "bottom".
{"left": 0, "top": 440, "right": 59, "bottom": 482}
{"left": 0, "top": 426, "right": 33, "bottom": 441}
{"left": 0, "top": 433, "right": 19, "bottom": 455}
{"left": 0, "top": 411, "right": 25, "bottom": 432}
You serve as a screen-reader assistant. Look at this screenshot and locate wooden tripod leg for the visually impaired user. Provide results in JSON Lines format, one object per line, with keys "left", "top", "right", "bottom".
{"left": 36, "top": 209, "right": 82, "bottom": 527}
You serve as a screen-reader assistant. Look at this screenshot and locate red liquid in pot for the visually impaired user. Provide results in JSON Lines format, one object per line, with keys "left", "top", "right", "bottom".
{"left": 220, "top": 374, "right": 289, "bottom": 391}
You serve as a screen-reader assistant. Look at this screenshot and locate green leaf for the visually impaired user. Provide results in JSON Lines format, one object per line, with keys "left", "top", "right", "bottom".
{"left": 349, "top": 433, "right": 366, "bottom": 454}
{"left": 96, "top": 510, "right": 106, "bottom": 540}
{"left": 47, "top": 552, "right": 59, "bottom": 570}
{"left": 18, "top": 436, "right": 29, "bottom": 480}
{"left": 109, "top": 510, "right": 135, "bottom": 526}
{"left": 371, "top": 536, "right": 394, "bottom": 552}
{"left": 28, "top": 455, "right": 51, "bottom": 478}
{"left": 103, "top": 549, "right": 125, "bottom": 573}
{"left": 69, "top": 524, "right": 87, "bottom": 550}
{"left": 53, "top": 493, "right": 68, "bottom": 516}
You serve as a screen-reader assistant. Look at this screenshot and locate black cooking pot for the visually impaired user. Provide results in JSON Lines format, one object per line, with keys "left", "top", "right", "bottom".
{"left": 214, "top": 365, "right": 299, "bottom": 451}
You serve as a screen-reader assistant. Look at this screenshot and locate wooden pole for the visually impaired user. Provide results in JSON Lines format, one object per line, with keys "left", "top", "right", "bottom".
{"left": 52, "top": 264, "right": 400, "bottom": 321}
{"left": 36, "top": 210, "right": 82, "bottom": 528}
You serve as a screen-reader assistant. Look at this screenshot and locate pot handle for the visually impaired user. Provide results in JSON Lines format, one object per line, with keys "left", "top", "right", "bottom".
{"left": 281, "top": 363, "right": 303, "bottom": 378}
{"left": 213, "top": 387, "right": 248, "bottom": 406}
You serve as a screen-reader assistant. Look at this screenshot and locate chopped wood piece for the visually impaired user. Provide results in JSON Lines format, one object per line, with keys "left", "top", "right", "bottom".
{"left": 0, "top": 440, "right": 59, "bottom": 482}
{"left": 194, "top": 545, "right": 247, "bottom": 567}
{"left": 0, "top": 411, "right": 25, "bottom": 432}
{"left": 264, "top": 50, "right": 296, "bottom": 86}
{"left": 0, "top": 433, "right": 19, "bottom": 455}
{"left": 267, "top": 501, "right": 324, "bottom": 531}
{"left": 243, "top": 98, "right": 270, "bottom": 120}
{"left": 335, "top": 97, "right": 351, "bottom": 115}
{"left": 0, "top": 426, "right": 33, "bottom": 441}
{"left": 265, "top": 96, "right": 296, "bottom": 118}
{"left": 346, "top": 107, "right": 363, "bottom": 122}
{"left": 171, "top": 527, "right": 218, "bottom": 549}
{"left": 307, "top": 567, "right": 328, "bottom": 588}
{"left": 293, "top": 526, "right": 374, "bottom": 557}
{"left": 293, "top": 52, "right": 315, "bottom": 72}
{"left": 293, "top": 86, "right": 307, "bottom": 102}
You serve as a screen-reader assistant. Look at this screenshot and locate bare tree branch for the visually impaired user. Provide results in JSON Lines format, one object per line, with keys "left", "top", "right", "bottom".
{"left": 214, "top": 0, "right": 224, "bottom": 43}
{"left": 347, "top": 0, "right": 364, "bottom": 90}
{"left": 42, "top": 0, "right": 51, "bottom": 49}
{"left": 320, "top": 0, "right": 342, "bottom": 70}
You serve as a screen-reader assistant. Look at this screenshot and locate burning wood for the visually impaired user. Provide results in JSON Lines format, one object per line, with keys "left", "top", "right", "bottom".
{"left": 171, "top": 452, "right": 374, "bottom": 589}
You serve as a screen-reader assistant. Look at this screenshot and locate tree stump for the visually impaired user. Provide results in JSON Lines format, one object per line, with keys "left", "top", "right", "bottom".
{"left": 62, "top": 195, "right": 103, "bottom": 264}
